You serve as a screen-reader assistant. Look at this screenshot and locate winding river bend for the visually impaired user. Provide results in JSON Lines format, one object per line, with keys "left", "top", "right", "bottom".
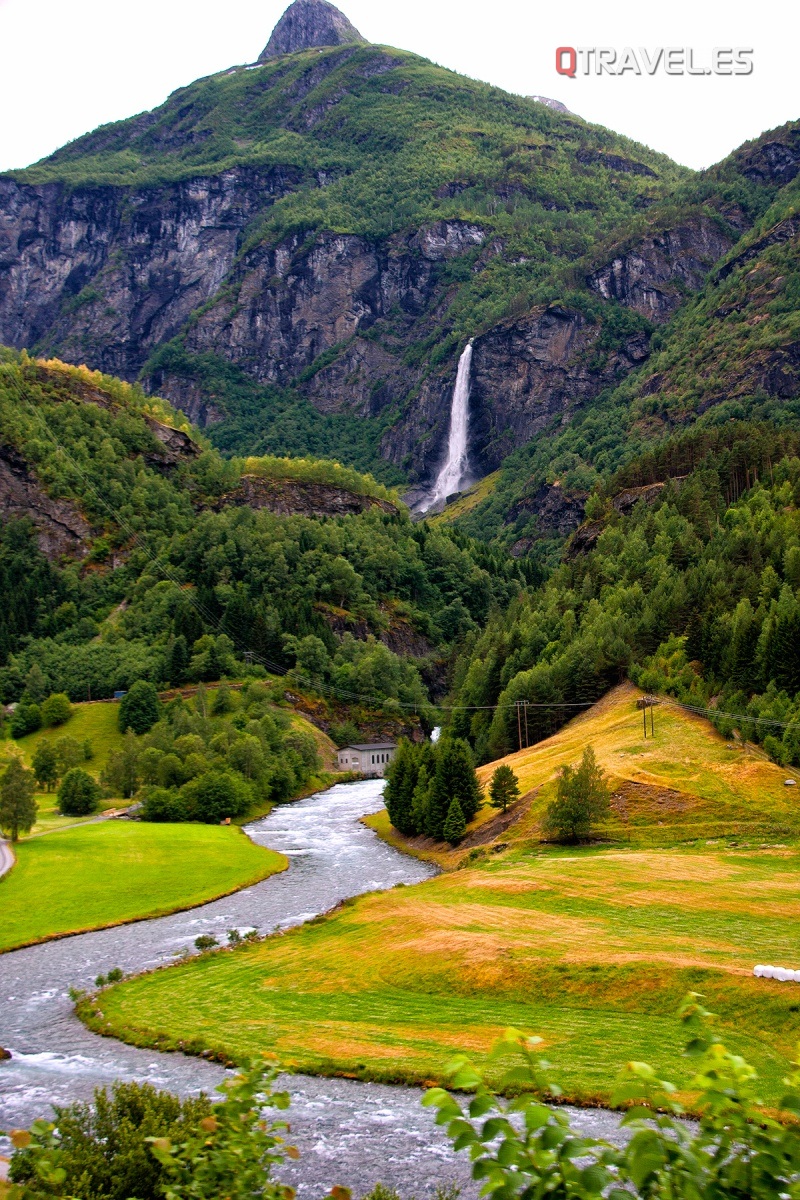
{"left": 0, "top": 780, "right": 624, "bottom": 1196}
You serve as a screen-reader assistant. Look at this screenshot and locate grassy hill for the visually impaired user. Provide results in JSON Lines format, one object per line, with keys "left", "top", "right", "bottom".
{"left": 88, "top": 687, "right": 800, "bottom": 1107}
{"left": 475, "top": 683, "right": 800, "bottom": 846}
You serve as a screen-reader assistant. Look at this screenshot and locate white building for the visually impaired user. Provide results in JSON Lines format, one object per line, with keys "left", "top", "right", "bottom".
{"left": 337, "top": 742, "right": 397, "bottom": 777}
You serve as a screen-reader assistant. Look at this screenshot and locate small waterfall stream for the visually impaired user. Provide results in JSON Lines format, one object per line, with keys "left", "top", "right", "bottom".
{"left": 422, "top": 341, "right": 473, "bottom": 511}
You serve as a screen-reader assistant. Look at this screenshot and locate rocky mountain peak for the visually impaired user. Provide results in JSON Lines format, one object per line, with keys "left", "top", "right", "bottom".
{"left": 258, "top": 0, "right": 366, "bottom": 61}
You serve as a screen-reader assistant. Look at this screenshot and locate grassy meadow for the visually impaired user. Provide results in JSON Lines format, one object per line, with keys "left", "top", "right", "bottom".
{"left": 87, "top": 687, "right": 800, "bottom": 1107}
{"left": 0, "top": 821, "right": 285, "bottom": 952}
{"left": 88, "top": 842, "right": 800, "bottom": 1105}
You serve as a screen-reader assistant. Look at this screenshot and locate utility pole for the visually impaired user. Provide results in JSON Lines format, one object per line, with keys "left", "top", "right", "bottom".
{"left": 522, "top": 699, "right": 529, "bottom": 749}
{"left": 516, "top": 700, "right": 523, "bottom": 751}
{"left": 637, "top": 695, "right": 659, "bottom": 738}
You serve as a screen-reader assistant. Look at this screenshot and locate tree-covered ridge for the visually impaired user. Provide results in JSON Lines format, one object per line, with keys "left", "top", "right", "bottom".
{"left": 0, "top": 351, "right": 525, "bottom": 706}
{"left": 449, "top": 425, "right": 800, "bottom": 766}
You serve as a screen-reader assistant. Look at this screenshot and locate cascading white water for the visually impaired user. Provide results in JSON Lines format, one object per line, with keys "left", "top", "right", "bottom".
{"left": 423, "top": 340, "right": 473, "bottom": 511}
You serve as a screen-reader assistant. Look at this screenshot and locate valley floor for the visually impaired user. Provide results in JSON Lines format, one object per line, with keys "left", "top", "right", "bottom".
{"left": 85, "top": 686, "right": 800, "bottom": 1109}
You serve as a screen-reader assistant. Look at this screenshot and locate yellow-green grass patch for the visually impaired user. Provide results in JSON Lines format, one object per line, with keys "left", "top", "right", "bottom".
{"left": 91, "top": 844, "right": 800, "bottom": 1106}
{"left": 428, "top": 471, "right": 500, "bottom": 524}
{"left": 476, "top": 683, "right": 800, "bottom": 845}
{"left": 0, "top": 821, "right": 286, "bottom": 952}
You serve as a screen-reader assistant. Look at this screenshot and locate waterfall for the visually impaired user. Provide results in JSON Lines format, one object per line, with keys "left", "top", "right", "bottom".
{"left": 423, "top": 340, "right": 473, "bottom": 511}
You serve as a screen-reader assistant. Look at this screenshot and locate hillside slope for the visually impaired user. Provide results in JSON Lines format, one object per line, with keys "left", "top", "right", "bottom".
{"left": 0, "top": 350, "right": 524, "bottom": 714}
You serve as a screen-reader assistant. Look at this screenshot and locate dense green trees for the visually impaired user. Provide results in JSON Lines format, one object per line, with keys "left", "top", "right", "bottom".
{"left": 384, "top": 736, "right": 482, "bottom": 841}
{"left": 450, "top": 447, "right": 800, "bottom": 765}
{"left": 32, "top": 741, "right": 58, "bottom": 792}
{"left": 0, "top": 353, "right": 524, "bottom": 713}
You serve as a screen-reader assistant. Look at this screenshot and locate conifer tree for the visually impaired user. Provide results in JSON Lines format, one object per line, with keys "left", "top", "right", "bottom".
{"left": 443, "top": 797, "right": 466, "bottom": 845}
{"left": 489, "top": 764, "right": 520, "bottom": 813}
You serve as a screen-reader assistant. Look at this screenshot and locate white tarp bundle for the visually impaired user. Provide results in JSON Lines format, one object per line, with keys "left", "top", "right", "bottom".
{"left": 754, "top": 964, "right": 800, "bottom": 981}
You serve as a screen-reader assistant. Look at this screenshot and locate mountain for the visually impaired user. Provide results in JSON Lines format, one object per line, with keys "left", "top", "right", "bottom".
{"left": 0, "top": 0, "right": 703, "bottom": 487}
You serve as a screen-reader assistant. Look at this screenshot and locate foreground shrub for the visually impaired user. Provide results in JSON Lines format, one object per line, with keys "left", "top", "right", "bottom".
{"left": 58, "top": 768, "right": 101, "bottom": 816}
{"left": 4, "top": 1062, "right": 299, "bottom": 1200}
{"left": 425, "top": 995, "right": 800, "bottom": 1199}
{"left": 7, "top": 1080, "right": 212, "bottom": 1200}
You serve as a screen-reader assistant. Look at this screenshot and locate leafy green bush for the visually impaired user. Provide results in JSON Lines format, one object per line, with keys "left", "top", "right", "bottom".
{"left": 181, "top": 770, "right": 253, "bottom": 824}
{"left": 40, "top": 694, "right": 72, "bottom": 728}
{"left": 424, "top": 995, "right": 800, "bottom": 1200}
{"left": 58, "top": 768, "right": 101, "bottom": 817}
{"left": 7, "top": 1081, "right": 212, "bottom": 1200}
{"left": 10, "top": 703, "right": 41, "bottom": 739}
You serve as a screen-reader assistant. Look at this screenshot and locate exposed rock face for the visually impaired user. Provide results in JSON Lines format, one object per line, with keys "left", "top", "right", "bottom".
{"left": 735, "top": 127, "right": 800, "bottom": 187}
{"left": 215, "top": 475, "right": 396, "bottom": 518}
{"left": 0, "top": 443, "right": 91, "bottom": 559}
{"left": 0, "top": 167, "right": 304, "bottom": 379}
{"left": 506, "top": 483, "right": 588, "bottom": 542}
{"left": 385, "top": 304, "right": 651, "bottom": 480}
{"left": 174, "top": 219, "right": 487, "bottom": 422}
{"left": 259, "top": 0, "right": 365, "bottom": 61}
{"left": 587, "top": 217, "right": 736, "bottom": 322}
{"left": 716, "top": 215, "right": 800, "bottom": 282}
{"left": 528, "top": 96, "right": 571, "bottom": 114}
{"left": 468, "top": 305, "right": 650, "bottom": 472}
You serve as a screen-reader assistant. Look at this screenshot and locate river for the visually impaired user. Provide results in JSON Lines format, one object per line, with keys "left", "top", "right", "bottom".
{"left": 0, "top": 780, "right": 625, "bottom": 1196}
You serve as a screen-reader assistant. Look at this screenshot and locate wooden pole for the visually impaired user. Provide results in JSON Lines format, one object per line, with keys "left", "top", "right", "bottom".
{"left": 523, "top": 700, "right": 529, "bottom": 749}
{"left": 516, "top": 701, "right": 522, "bottom": 751}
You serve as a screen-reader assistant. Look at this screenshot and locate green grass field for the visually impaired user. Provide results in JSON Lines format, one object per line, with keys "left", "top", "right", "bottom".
{"left": 0, "top": 822, "right": 286, "bottom": 952}
{"left": 90, "top": 688, "right": 800, "bottom": 1107}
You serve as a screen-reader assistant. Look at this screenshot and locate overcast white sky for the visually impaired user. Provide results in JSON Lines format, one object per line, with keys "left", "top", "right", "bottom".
{"left": 0, "top": 0, "right": 796, "bottom": 173}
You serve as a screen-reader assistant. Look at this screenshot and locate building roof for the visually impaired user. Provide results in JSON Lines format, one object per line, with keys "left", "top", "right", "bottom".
{"left": 339, "top": 742, "right": 397, "bottom": 752}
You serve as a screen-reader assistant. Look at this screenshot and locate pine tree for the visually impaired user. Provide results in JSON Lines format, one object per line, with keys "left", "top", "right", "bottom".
{"left": 489, "top": 764, "right": 520, "bottom": 813}
{"left": 384, "top": 739, "right": 418, "bottom": 834}
{"left": 0, "top": 756, "right": 38, "bottom": 841}
{"left": 166, "top": 635, "right": 189, "bottom": 686}
{"left": 410, "top": 765, "right": 431, "bottom": 835}
{"left": 443, "top": 797, "right": 466, "bottom": 845}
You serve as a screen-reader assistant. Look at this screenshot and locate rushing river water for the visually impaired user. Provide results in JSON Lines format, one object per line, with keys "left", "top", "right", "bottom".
{"left": 0, "top": 780, "right": 626, "bottom": 1196}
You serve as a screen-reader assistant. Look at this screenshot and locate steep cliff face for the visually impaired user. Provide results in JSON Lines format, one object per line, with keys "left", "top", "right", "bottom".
{"left": 0, "top": 166, "right": 303, "bottom": 378}
{"left": 469, "top": 305, "right": 650, "bottom": 471}
{"left": 0, "top": 443, "right": 91, "bottom": 560}
{"left": 176, "top": 219, "right": 487, "bottom": 394}
{"left": 587, "top": 216, "right": 737, "bottom": 322}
